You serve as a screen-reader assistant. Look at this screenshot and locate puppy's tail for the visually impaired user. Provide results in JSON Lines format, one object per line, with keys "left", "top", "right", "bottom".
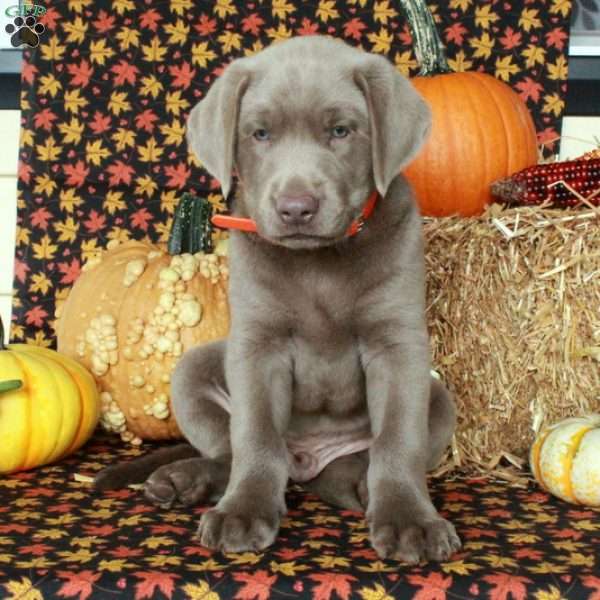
{"left": 94, "top": 443, "right": 199, "bottom": 490}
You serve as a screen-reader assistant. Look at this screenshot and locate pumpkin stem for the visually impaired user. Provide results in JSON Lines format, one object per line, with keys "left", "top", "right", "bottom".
{"left": 168, "top": 193, "right": 214, "bottom": 256}
{"left": 0, "top": 315, "right": 6, "bottom": 351}
{"left": 398, "top": 0, "right": 451, "bottom": 76}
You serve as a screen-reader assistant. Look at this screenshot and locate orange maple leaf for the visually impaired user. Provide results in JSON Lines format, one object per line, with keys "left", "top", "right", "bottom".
{"left": 308, "top": 572, "right": 357, "bottom": 600}
{"left": 233, "top": 570, "right": 277, "bottom": 600}
{"left": 56, "top": 570, "right": 101, "bottom": 600}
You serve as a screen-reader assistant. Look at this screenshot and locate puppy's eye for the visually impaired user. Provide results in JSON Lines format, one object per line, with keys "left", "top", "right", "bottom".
{"left": 253, "top": 128, "right": 270, "bottom": 141}
{"left": 331, "top": 126, "right": 350, "bottom": 139}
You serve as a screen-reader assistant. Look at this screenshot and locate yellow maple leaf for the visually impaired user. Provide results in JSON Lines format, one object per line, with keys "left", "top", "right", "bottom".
{"left": 39, "top": 73, "right": 62, "bottom": 97}
{"left": 470, "top": 31, "right": 495, "bottom": 59}
{"left": 112, "top": 127, "right": 136, "bottom": 151}
{"left": 165, "top": 90, "right": 190, "bottom": 116}
{"left": 99, "top": 558, "right": 133, "bottom": 572}
{"left": 550, "top": 0, "right": 570, "bottom": 17}
{"left": 40, "top": 35, "right": 66, "bottom": 61}
{"left": 165, "top": 19, "right": 190, "bottom": 45}
{"left": 171, "top": 0, "right": 194, "bottom": 15}
{"left": 64, "top": 89, "right": 88, "bottom": 114}
{"left": 26, "top": 330, "right": 52, "bottom": 348}
{"left": 107, "top": 226, "right": 131, "bottom": 243}
{"left": 140, "top": 535, "right": 175, "bottom": 549}
{"left": 56, "top": 549, "right": 98, "bottom": 564}
{"left": 36, "top": 137, "right": 62, "bottom": 162}
{"left": 475, "top": 4, "right": 499, "bottom": 29}
{"left": 218, "top": 30, "right": 242, "bottom": 53}
{"left": 519, "top": 8, "right": 542, "bottom": 32}
{"left": 16, "top": 226, "right": 30, "bottom": 246}
{"left": 191, "top": 41, "right": 217, "bottom": 68}
{"left": 547, "top": 55, "right": 568, "bottom": 81}
{"left": 313, "top": 555, "right": 351, "bottom": 569}
{"left": 58, "top": 117, "right": 84, "bottom": 145}
{"left": 373, "top": 0, "right": 398, "bottom": 25}
{"left": 495, "top": 54, "right": 519, "bottom": 81}
{"left": 113, "top": 0, "right": 134, "bottom": 14}
{"left": 507, "top": 532, "right": 541, "bottom": 544}
{"left": 449, "top": 0, "right": 471, "bottom": 11}
{"left": 109, "top": 91, "right": 132, "bottom": 116}
{"left": 528, "top": 561, "right": 568, "bottom": 574}
{"left": 564, "top": 552, "right": 595, "bottom": 567}
{"left": 159, "top": 119, "right": 185, "bottom": 146}
{"left": 482, "top": 554, "right": 518, "bottom": 568}
{"left": 269, "top": 560, "right": 308, "bottom": 576}
{"left": 522, "top": 44, "right": 546, "bottom": 68}
{"left": 272, "top": 0, "right": 295, "bottom": 19}
{"left": 3, "top": 576, "right": 44, "bottom": 600}
{"left": 20, "top": 127, "right": 34, "bottom": 147}
{"left": 441, "top": 559, "right": 481, "bottom": 575}
{"left": 357, "top": 560, "right": 397, "bottom": 572}
{"left": 394, "top": 50, "right": 418, "bottom": 76}
{"left": 367, "top": 28, "right": 393, "bottom": 54}
{"left": 226, "top": 552, "right": 262, "bottom": 565}
{"left": 140, "top": 74, "right": 164, "bottom": 98}
{"left": 86, "top": 139, "right": 110, "bottom": 166}
{"left": 68, "top": 0, "right": 92, "bottom": 11}
{"left": 317, "top": 0, "right": 339, "bottom": 22}
{"left": 36, "top": 528, "right": 67, "bottom": 539}
{"left": 244, "top": 40, "right": 264, "bottom": 57}
{"left": 135, "top": 174, "right": 158, "bottom": 198}
{"left": 116, "top": 26, "right": 140, "bottom": 50}
{"left": 154, "top": 221, "right": 172, "bottom": 243}
{"left": 31, "top": 235, "right": 58, "bottom": 260}
{"left": 81, "top": 239, "right": 102, "bottom": 262}
{"left": 358, "top": 582, "right": 394, "bottom": 600}
{"left": 142, "top": 37, "right": 168, "bottom": 62}
{"left": 213, "top": 0, "right": 236, "bottom": 19}
{"left": 160, "top": 189, "right": 178, "bottom": 213}
{"left": 138, "top": 137, "right": 164, "bottom": 163}
{"left": 118, "top": 515, "right": 150, "bottom": 527}
{"left": 146, "top": 554, "right": 182, "bottom": 567}
{"left": 59, "top": 188, "right": 83, "bottom": 213}
{"left": 267, "top": 24, "right": 292, "bottom": 42}
{"left": 187, "top": 558, "right": 228, "bottom": 571}
{"left": 55, "top": 217, "right": 79, "bottom": 243}
{"left": 33, "top": 174, "right": 57, "bottom": 197}
{"left": 448, "top": 49, "right": 473, "bottom": 72}
{"left": 181, "top": 580, "right": 220, "bottom": 600}
{"left": 534, "top": 586, "right": 564, "bottom": 600}
{"left": 29, "top": 273, "right": 52, "bottom": 294}
{"left": 536, "top": 92, "right": 565, "bottom": 117}
{"left": 90, "top": 39, "right": 115, "bottom": 65}
{"left": 103, "top": 190, "right": 126, "bottom": 215}
{"left": 63, "top": 16, "right": 88, "bottom": 44}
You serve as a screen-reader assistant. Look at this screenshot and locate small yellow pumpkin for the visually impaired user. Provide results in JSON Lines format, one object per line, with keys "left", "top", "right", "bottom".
{"left": 530, "top": 415, "right": 600, "bottom": 506}
{"left": 0, "top": 316, "right": 100, "bottom": 474}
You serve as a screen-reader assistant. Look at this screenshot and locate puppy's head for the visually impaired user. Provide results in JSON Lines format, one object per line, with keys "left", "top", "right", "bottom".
{"left": 187, "top": 37, "right": 431, "bottom": 249}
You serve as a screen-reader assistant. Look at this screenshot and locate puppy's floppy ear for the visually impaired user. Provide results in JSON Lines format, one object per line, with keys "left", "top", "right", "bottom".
{"left": 186, "top": 63, "right": 249, "bottom": 198}
{"left": 354, "top": 55, "right": 431, "bottom": 198}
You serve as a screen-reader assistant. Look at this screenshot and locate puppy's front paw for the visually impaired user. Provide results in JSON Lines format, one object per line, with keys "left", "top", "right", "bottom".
{"left": 369, "top": 516, "right": 461, "bottom": 564}
{"left": 197, "top": 505, "right": 280, "bottom": 553}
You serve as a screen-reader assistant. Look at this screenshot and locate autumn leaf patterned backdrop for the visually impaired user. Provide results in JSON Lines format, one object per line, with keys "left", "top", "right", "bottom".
{"left": 11, "top": 0, "right": 572, "bottom": 345}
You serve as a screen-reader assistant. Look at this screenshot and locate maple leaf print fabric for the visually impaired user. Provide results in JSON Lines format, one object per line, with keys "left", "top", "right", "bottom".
{"left": 12, "top": 0, "right": 572, "bottom": 345}
{"left": 0, "top": 433, "right": 599, "bottom": 599}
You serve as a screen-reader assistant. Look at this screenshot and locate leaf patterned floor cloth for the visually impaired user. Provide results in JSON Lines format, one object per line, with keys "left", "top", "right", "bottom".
{"left": 0, "top": 433, "right": 599, "bottom": 599}
{"left": 11, "top": 0, "right": 572, "bottom": 345}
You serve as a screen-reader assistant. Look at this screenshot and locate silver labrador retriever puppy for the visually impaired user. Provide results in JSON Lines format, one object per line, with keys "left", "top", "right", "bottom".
{"left": 96, "top": 36, "right": 461, "bottom": 564}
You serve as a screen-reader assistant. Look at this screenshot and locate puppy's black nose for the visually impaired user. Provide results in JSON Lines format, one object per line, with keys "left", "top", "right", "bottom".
{"left": 276, "top": 194, "right": 320, "bottom": 226}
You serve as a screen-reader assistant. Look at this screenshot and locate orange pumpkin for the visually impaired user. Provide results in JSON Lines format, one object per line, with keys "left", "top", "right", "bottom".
{"left": 400, "top": 0, "right": 538, "bottom": 217}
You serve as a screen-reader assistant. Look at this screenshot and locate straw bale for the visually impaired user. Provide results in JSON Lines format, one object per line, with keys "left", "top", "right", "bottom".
{"left": 424, "top": 203, "right": 600, "bottom": 474}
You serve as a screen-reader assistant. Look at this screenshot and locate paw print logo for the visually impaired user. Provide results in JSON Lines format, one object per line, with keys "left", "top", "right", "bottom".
{"left": 5, "top": 15, "right": 45, "bottom": 48}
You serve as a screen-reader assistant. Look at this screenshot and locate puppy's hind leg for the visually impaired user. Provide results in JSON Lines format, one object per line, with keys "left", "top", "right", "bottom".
{"left": 143, "top": 340, "right": 233, "bottom": 507}
{"left": 303, "top": 451, "right": 369, "bottom": 511}
{"left": 426, "top": 377, "right": 457, "bottom": 471}
{"left": 96, "top": 340, "right": 233, "bottom": 509}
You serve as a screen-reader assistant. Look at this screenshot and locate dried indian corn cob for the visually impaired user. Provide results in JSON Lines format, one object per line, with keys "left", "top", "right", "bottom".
{"left": 490, "top": 158, "right": 600, "bottom": 207}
